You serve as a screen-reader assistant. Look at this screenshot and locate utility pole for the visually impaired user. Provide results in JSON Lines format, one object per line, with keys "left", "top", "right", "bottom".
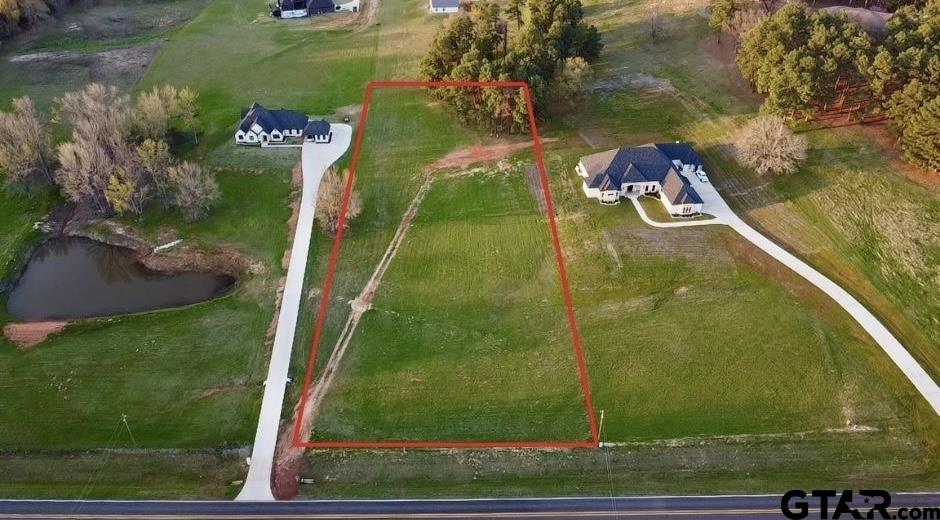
{"left": 121, "top": 414, "right": 138, "bottom": 448}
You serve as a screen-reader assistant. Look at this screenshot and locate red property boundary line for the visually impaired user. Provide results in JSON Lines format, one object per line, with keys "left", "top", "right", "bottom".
{"left": 291, "top": 80, "right": 599, "bottom": 450}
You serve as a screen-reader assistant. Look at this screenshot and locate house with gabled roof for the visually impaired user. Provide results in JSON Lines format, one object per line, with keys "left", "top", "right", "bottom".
{"left": 235, "top": 103, "right": 308, "bottom": 145}
{"left": 235, "top": 103, "right": 334, "bottom": 146}
{"left": 576, "top": 143, "right": 705, "bottom": 216}
{"left": 273, "top": 0, "right": 335, "bottom": 18}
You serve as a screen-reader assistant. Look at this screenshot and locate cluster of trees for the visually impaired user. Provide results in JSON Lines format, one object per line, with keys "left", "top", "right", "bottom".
{"left": 736, "top": 4, "right": 873, "bottom": 115}
{"left": 0, "top": 83, "right": 220, "bottom": 221}
{"left": 0, "top": 0, "right": 69, "bottom": 39}
{"left": 421, "top": 0, "right": 602, "bottom": 134}
{"left": 716, "top": 0, "right": 939, "bottom": 172}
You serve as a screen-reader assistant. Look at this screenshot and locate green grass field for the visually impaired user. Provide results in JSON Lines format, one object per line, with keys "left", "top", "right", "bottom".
{"left": 309, "top": 137, "right": 590, "bottom": 442}
{"left": 1, "top": 0, "right": 939, "bottom": 499}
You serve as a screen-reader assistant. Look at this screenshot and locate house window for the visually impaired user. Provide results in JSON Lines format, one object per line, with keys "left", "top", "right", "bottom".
{"left": 626, "top": 185, "right": 634, "bottom": 192}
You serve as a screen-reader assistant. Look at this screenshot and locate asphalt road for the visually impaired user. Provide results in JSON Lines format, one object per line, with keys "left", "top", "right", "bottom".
{"left": 2, "top": 493, "right": 938, "bottom": 519}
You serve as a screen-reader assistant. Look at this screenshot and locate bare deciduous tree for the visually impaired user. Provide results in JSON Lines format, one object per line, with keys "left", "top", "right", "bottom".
{"left": 0, "top": 96, "right": 53, "bottom": 191}
{"left": 137, "top": 138, "right": 174, "bottom": 208}
{"left": 168, "top": 161, "right": 219, "bottom": 221}
{"left": 732, "top": 115, "right": 808, "bottom": 176}
{"left": 54, "top": 84, "right": 135, "bottom": 213}
{"left": 316, "top": 167, "right": 362, "bottom": 235}
{"left": 133, "top": 85, "right": 200, "bottom": 141}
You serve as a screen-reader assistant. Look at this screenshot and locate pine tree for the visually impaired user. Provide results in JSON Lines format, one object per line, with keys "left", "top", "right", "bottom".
{"left": 901, "top": 95, "right": 940, "bottom": 172}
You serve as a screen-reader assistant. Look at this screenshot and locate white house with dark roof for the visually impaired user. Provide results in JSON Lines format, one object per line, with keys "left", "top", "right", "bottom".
{"left": 273, "top": 0, "right": 336, "bottom": 17}
{"left": 429, "top": 0, "right": 459, "bottom": 13}
{"left": 235, "top": 103, "right": 331, "bottom": 146}
{"left": 576, "top": 143, "right": 705, "bottom": 216}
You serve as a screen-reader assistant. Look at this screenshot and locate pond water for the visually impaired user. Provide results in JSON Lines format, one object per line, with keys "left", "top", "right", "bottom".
{"left": 6, "top": 237, "right": 235, "bottom": 321}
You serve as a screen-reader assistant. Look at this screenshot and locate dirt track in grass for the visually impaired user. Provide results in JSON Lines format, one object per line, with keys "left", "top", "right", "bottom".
{"left": 273, "top": 175, "right": 435, "bottom": 499}
{"left": 425, "top": 140, "right": 557, "bottom": 173}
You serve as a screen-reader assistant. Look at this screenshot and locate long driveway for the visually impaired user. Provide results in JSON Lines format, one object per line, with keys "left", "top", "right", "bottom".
{"left": 631, "top": 173, "right": 940, "bottom": 415}
{"left": 236, "top": 125, "right": 352, "bottom": 502}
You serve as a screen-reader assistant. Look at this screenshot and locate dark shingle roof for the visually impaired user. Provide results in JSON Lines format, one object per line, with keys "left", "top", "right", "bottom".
{"left": 307, "top": 0, "right": 335, "bottom": 11}
{"left": 580, "top": 142, "right": 703, "bottom": 205}
{"left": 582, "top": 145, "right": 677, "bottom": 191}
{"left": 653, "top": 142, "right": 704, "bottom": 167}
{"left": 238, "top": 103, "right": 308, "bottom": 133}
{"left": 430, "top": 0, "right": 460, "bottom": 8}
{"left": 304, "top": 119, "right": 331, "bottom": 137}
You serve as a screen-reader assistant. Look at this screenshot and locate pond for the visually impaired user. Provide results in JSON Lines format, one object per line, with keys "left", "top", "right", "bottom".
{"left": 5, "top": 237, "right": 235, "bottom": 321}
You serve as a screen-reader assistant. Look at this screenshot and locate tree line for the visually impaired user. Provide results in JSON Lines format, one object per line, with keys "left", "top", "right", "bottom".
{"left": 712, "top": 0, "right": 940, "bottom": 172}
{"left": 0, "top": 83, "right": 220, "bottom": 221}
{"left": 421, "top": 0, "right": 602, "bottom": 134}
{"left": 0, "top": 0, "right": 70, "bottom": 39}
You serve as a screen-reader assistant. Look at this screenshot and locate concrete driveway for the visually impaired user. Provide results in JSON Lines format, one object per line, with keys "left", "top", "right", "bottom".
{"left": 633, "top": 170, "right": 940, "bottom": 415}
{"left": 236, "top": 124, "right": 352, "bottom": 502}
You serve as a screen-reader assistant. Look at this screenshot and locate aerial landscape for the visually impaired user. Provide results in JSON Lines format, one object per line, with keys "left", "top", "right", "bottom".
{"left": 0, "top": 0, "right": 938, "bottom": 517}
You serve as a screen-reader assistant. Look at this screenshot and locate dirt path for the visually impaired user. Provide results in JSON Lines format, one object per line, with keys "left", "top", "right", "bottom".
{"left": 425, "top": 140, "right": 557, "bottom": 173}
{"left": 357, "top": 0, "right": 381, "bottom": 30}
{"left": 273, "top": 175, "right": 435, "bottom": 498}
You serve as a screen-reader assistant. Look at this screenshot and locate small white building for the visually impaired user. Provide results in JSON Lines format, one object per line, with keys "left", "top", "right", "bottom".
{"left": 429, "top": 0, "right": 459, "bottom": 14}
{"left": 577, "top": 143, "right": 705, "bottom": 216}
{"left": 235, "top": 103, "right": 309, "bottom": 145}
{"left": 335, "top": 0, "right": 359, "bottom": 12}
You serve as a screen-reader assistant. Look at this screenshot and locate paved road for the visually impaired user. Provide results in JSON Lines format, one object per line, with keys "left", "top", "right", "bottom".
{"left": 236, "top": 126, "right": 353, "bottom": 502}
{"left": 632, "top": 173, "right": 940, "bottom": 415}
{"left": 2, "top": 493, "right": 937, "bottom": 518}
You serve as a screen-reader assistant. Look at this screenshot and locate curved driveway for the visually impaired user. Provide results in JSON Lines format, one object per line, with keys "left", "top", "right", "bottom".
{"left": 236, "top": 125, "right": 352, "bottom": 502}
{"left": 634, "top": 174, "right": 940, "bottom": 415}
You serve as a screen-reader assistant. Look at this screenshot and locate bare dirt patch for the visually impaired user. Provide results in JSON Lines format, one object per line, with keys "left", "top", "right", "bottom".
{"left": 3, "top": 321, "right": 67, "bottom": 349}
{"left": 8, "top": 43, "right": 161, "bottom": 88}
{"left": 426, "top": 140, "right": 555, "bottom": 173}
{"left": 589, "top": 72, "right": 676, "bottom": 96}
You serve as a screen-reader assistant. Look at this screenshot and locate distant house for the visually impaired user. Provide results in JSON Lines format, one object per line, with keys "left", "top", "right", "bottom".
{"left": 429, "top": 0, "right": 459, "bottom": 14}
{"left": 235, "top": 103, "right": 309, "bottom": 145}
{"left": 273, "top": 0, "right": 335, "bottom": 18}
{"left": 334, "top": 0, "right": 359, "bottom": 11}
{"left": 304, "top": 119, "right": 332, "bottom": 143}
{"left": 576, "top": 143, "right": 705, "bottom": 216}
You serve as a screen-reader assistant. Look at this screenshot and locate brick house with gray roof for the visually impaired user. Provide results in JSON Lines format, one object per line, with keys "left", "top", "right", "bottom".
{"left": 576, "top": 143, "right": 705, "bottom": 216}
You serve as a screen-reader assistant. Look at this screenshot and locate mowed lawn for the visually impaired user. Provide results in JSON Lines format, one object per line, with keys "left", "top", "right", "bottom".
{"left": 0, "top": 171, "right": 292, "bottom": 450}
{"left": 312, "top": 168, "right": 591, "bottom": 442}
